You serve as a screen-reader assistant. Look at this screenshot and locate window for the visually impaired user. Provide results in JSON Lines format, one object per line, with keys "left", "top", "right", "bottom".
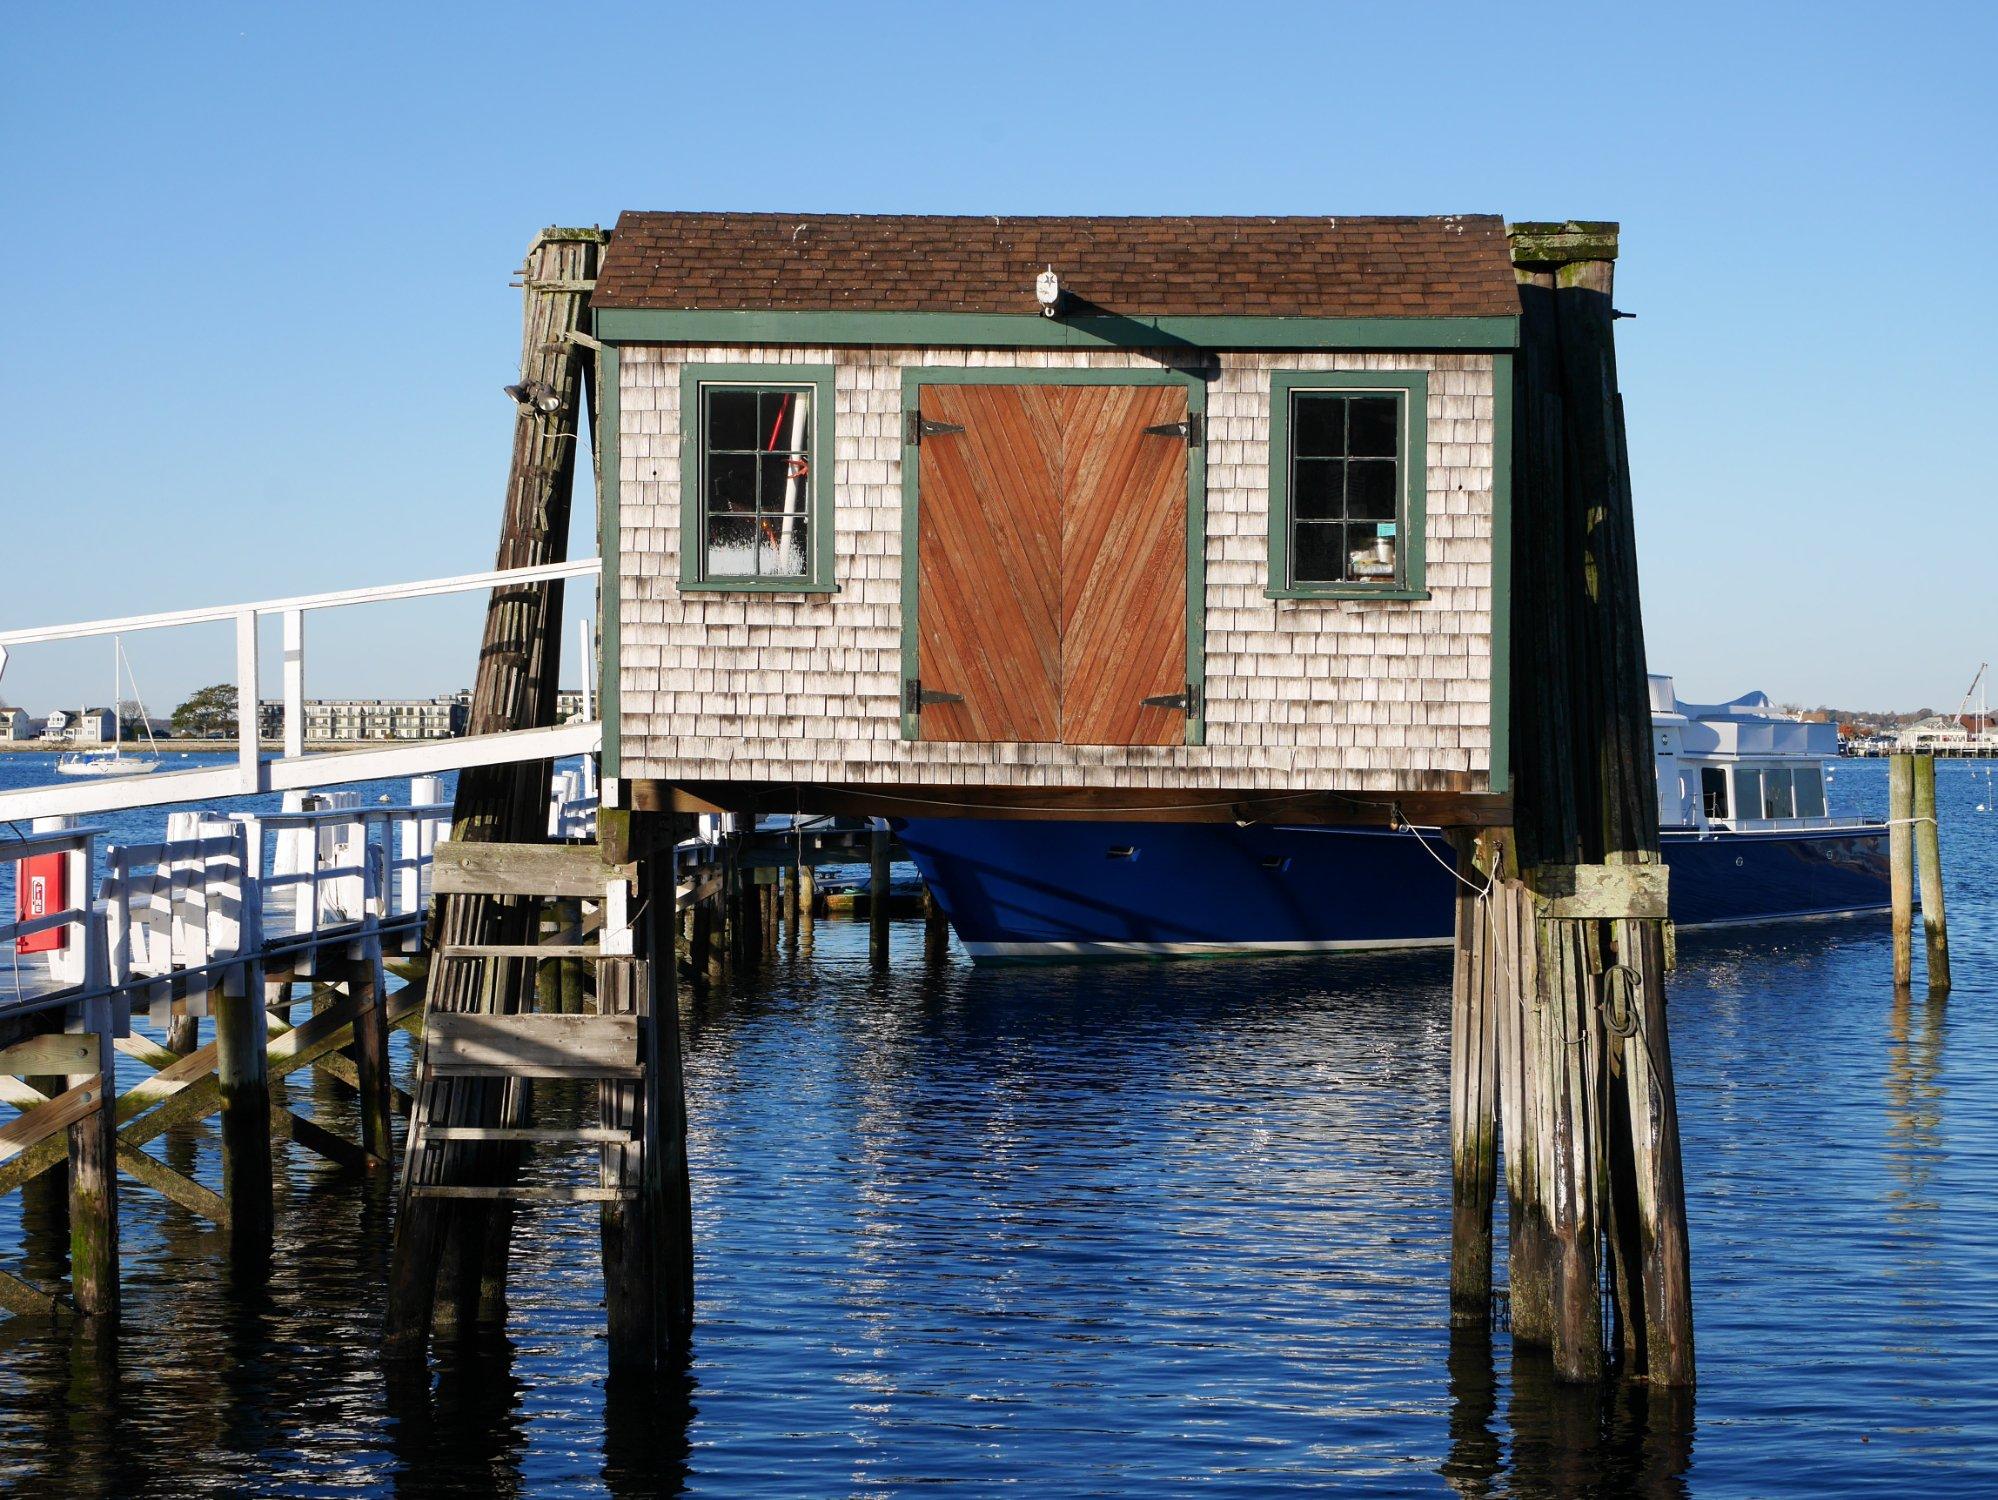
{"left": 1794, "top": 765, "right": 1827, "bottom": 818}
{"left": 1700, "top": 766, "right": 1728, "bottom": 820}
{"left": 1267, "top": 370, "right": 1428, "bottom": 599}
{"left": 678, "top": 364, "right": 837, "bottom": 593}
{"left": 1731, "top": 766, "right": 1760, "bottom": 822}
{"left": 1762, "top": 766, "right": 1795, "bottom": 820}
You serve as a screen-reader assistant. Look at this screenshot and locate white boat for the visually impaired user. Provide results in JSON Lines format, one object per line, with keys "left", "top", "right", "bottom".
{"left": 55, "top": 636, "right": 163, "bottom": 778}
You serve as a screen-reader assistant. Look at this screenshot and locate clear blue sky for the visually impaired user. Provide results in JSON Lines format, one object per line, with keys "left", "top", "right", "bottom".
{"left": 3, "top": 2, "right": 1992, "bottom": 718}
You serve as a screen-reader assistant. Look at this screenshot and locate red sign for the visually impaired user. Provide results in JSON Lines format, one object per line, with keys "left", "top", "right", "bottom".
{"left": 15, "top": 853, "right": 67, "bottom": 955}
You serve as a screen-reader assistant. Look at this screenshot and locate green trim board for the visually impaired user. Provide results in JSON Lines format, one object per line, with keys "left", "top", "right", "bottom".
{"left": 896, "top": 366, "right": 1209, "bottom": 746}
{"left": 597, "top": 343, "right": 621, "bottom": 780}
{"left": 677, "top": 363, "right": 837, "bottom": 593}
{"left": 1265, "top": 369, "right": 1430, "bottom": 601}
{"left": 597, "top": 307, "right": 1516, "bottom": 352}
{"left": 1489, "top": 351, "right": 1513, "bottom": 798}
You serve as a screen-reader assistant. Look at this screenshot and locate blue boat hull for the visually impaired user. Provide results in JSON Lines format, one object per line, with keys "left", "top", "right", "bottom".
{"left": 895, "top": 819, "right": 1892, "bottom": 961}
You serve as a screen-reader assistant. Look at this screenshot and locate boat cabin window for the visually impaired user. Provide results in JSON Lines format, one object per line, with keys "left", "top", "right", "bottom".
{"left": 1794, "top": 765, "right": 1827, "bottom": 818}
{"left": 1730, "top": 766, "right": 1758, "bottom": 822}
{"left": 1700, "top": 766, "right": 1728, "bottom": 820}
{"left": 1762, "top": 766, "right": 1795, "bottom": 819}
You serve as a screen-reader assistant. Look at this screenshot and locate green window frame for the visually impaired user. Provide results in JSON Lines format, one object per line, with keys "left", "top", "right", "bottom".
{"left": 678, "top": 362, "right": 838, "bottom": 593}
{"left": 1266, "top": 369, "right": 1429, "bottom": 600}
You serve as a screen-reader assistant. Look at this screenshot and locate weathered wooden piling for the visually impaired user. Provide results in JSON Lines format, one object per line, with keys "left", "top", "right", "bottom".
{"left": 384, "top": 225, "right": 601, "bottom": 1355}
{"left": 1911, "top": 754, "right": 1949, "bottom": 993}
{"left": 869, "top": 826, "right": 891, "bottom": 965}
{"left": 1484, "top": 221, "right": 1695, "bottom": 1387}
{"left": 65, "top": 1016, "right": 119, "bottom": 1318}
{"left": 1890, "top": 754, "right": 1915, "bottom": 988}
{"left": 1446, "top": 829, "right": 1501, "bottom": 1329}
{"left": 350, "top": 954, "right": 393, "bottom": 1167}
{"left": 923, "top": 889, "right": 950, "bottom": 966}
{"left": 212, "top": 976, "right": 273, "bottom": 1254}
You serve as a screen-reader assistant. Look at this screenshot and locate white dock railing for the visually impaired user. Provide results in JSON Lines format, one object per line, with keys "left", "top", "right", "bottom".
{"left": 0, "top": 559, "right": 603, "bottom": 824}
{"left": 3, "top": 775, "right": 597, "bottom": 1026}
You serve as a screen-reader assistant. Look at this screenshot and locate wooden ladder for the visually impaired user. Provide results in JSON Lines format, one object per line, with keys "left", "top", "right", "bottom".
{"left": 400, "top": 839, "right": 652, "bottom": 1208}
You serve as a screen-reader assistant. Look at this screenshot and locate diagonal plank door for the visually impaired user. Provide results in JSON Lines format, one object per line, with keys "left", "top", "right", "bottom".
{"left": 1057, "top": 385, "right": 1188, "bottom": 746}
{"left": 916, "top": 384, "right": 1064, "bottom": 742}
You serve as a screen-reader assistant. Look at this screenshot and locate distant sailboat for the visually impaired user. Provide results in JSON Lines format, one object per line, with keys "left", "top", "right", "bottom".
{"left": 56, "top": 636, "right": 163, "bottom": 778}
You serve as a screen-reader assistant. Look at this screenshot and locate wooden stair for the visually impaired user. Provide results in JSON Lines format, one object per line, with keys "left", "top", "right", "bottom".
{"left": 401, "top": 840, "right": 649, "bottom": 1207}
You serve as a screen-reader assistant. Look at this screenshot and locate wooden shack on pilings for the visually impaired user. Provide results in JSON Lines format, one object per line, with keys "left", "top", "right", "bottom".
{"left": 386, "top": 215, "right": 1691, "bottom": 1386}
{"left": 576, "top": 212, "right": 1692, "bottom": 1385}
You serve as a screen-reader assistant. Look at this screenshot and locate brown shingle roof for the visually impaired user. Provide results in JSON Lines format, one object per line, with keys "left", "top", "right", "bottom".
{"left": 594, "top": 212, "right": 1517, "bottom": 319}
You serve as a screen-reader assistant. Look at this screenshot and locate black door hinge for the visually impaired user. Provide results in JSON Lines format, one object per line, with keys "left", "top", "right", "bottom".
{"left": 1143, "top": 414, "right": 1202, "bottom": 448}
{"left": 905, "top": 412, "right": 966, "bottom": 445}
{"left": 1141, "top": 682, "right": 1200, "bottom": 715}
{"left": 905, "top": 678, "right": 965, "bottom": 714}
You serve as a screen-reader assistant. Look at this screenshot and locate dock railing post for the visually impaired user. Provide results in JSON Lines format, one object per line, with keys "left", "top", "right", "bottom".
{"left": 1911, "top": 754, "right": 1949, "bottom": 994}
{"left": 65, "top": 986, "right": 120, "bottom": 1321}
{"left": 1889, "top": 754, "right": 1915, "bottom": 988}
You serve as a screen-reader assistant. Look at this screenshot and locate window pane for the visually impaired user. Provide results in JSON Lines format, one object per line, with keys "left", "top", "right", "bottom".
{"left": 706, "top": 516, "right": 759, "bottom": 577}
{"left": 1763, "top": 767, "right": 1794, "bottom": 819}
{"left": 1293, "top": 522, "right": 1346, "bottom": 584}
{"left": 1346, "top": 459, "right": 1398, "bottom": 521}
{"left": 1347, "top": 396, "right": 1399, "bottom": 458}
{"left": 1293, "top": 459, "right": 1342, "bottom": 520}
{"left": 1794, "top": 766, "right": 1826, "bottom": 818}
{"left": 707, "top": 453, "right": 756, "bottom": 513}
{"left": 1346, "top": 522, "right": 1397, "bottom": 580}
{"left": 760, "top": 519, "right": 810, "bottom": 577}
{"left": 1292, "top": 394, "right": 1346, "bottom": 457}
{"left": 1701, "top": 766, "right": 1728, "bottom": 819}
{"left": 705, "top": 388, "right": 759, "bottom": 450}
{"left": 759, "top": 454, "right": 810, "bottom": 519}
{"left": 758, "top": 389, "right": 812, "bottom": 452}
{"left": 1732, "top": 767, "right": 1759, "bottom": 820}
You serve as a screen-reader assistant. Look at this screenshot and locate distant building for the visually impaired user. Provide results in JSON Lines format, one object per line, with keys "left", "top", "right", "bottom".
{"left": 0, "top": 706, "right": 33, "bottom": 741}
{"left": 281, "top": 696, "right": 469, "bottom": 742}
{"left": 42, "top": 707, "right": 115, "bottom": 743}
{"left": 443, "top": 687, "right": 591, "bottom": 724}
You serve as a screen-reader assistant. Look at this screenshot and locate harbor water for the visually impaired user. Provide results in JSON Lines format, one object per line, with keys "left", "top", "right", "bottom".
{"left": 1, "top": 755, "right": 1994, "bottom": 1494}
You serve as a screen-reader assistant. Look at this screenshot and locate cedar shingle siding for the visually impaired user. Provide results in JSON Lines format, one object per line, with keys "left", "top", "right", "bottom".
{"left": 595, "top": 213, "right": 1516, "bottom": 319}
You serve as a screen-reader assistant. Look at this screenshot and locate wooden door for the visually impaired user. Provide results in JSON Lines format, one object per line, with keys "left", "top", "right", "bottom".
{"left": 915, "top": 382, "right": 1188, "bottom": 746}
{"left": 1057, "top": 386, "right": 1188, "bottom": 747}
{"left": 915, "top": 384, "right": 1063, "bottom": 742}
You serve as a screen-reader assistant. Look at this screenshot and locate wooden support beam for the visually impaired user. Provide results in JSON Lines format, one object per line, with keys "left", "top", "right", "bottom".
{"left": 432, "top": 841, "right": 631, "bottom": 900}
{"left": 115, "top": 1142, "right": 228, "bottom": 1225}
{"left": 0, "top": 1265, "right": 73, "bottom": 1323}
{"left": 642, "top": 778, "right": 1509, "bottom": 828}
{"left": 271, "top": 1105, "right": 375, "bottom": 1174}
{"left": 0, "top": 1033, "right": 97, "bottom": 1078}
{"left": 1911, "top": 755, "right": 1949, "bottom": 994}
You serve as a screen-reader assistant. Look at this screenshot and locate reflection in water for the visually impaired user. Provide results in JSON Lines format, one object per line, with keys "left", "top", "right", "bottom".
{"left": 0, "top": 770, "right": 1994, "bottom": 1492}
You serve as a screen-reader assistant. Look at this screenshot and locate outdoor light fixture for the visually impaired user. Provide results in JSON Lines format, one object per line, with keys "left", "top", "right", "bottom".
{"left": 503, "top": 380, "right": 563, "bottom": 415}
{"left": 1036, "top": 266, "right": 1062, "bottom": 317}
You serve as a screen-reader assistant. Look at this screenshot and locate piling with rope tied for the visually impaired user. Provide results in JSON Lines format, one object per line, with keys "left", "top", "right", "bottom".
{"left": 1912, "top": 755, "right": 1950, "bottom": 995}
{"left": 1890, "top": 754, "right": 1916, "bottom": 988}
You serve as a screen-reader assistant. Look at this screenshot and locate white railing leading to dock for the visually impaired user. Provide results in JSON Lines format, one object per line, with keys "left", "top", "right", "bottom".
{"left": 0, "top": 559, "right": 603, "bottom": 824}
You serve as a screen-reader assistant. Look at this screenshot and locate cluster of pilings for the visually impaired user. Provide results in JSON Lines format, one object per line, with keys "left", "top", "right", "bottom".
{"left": 1445, "top": 223, "right": 1696, "bottom": 1388}
{"left": 1888, "top": 752, "right": 1951, "bottom": 993}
